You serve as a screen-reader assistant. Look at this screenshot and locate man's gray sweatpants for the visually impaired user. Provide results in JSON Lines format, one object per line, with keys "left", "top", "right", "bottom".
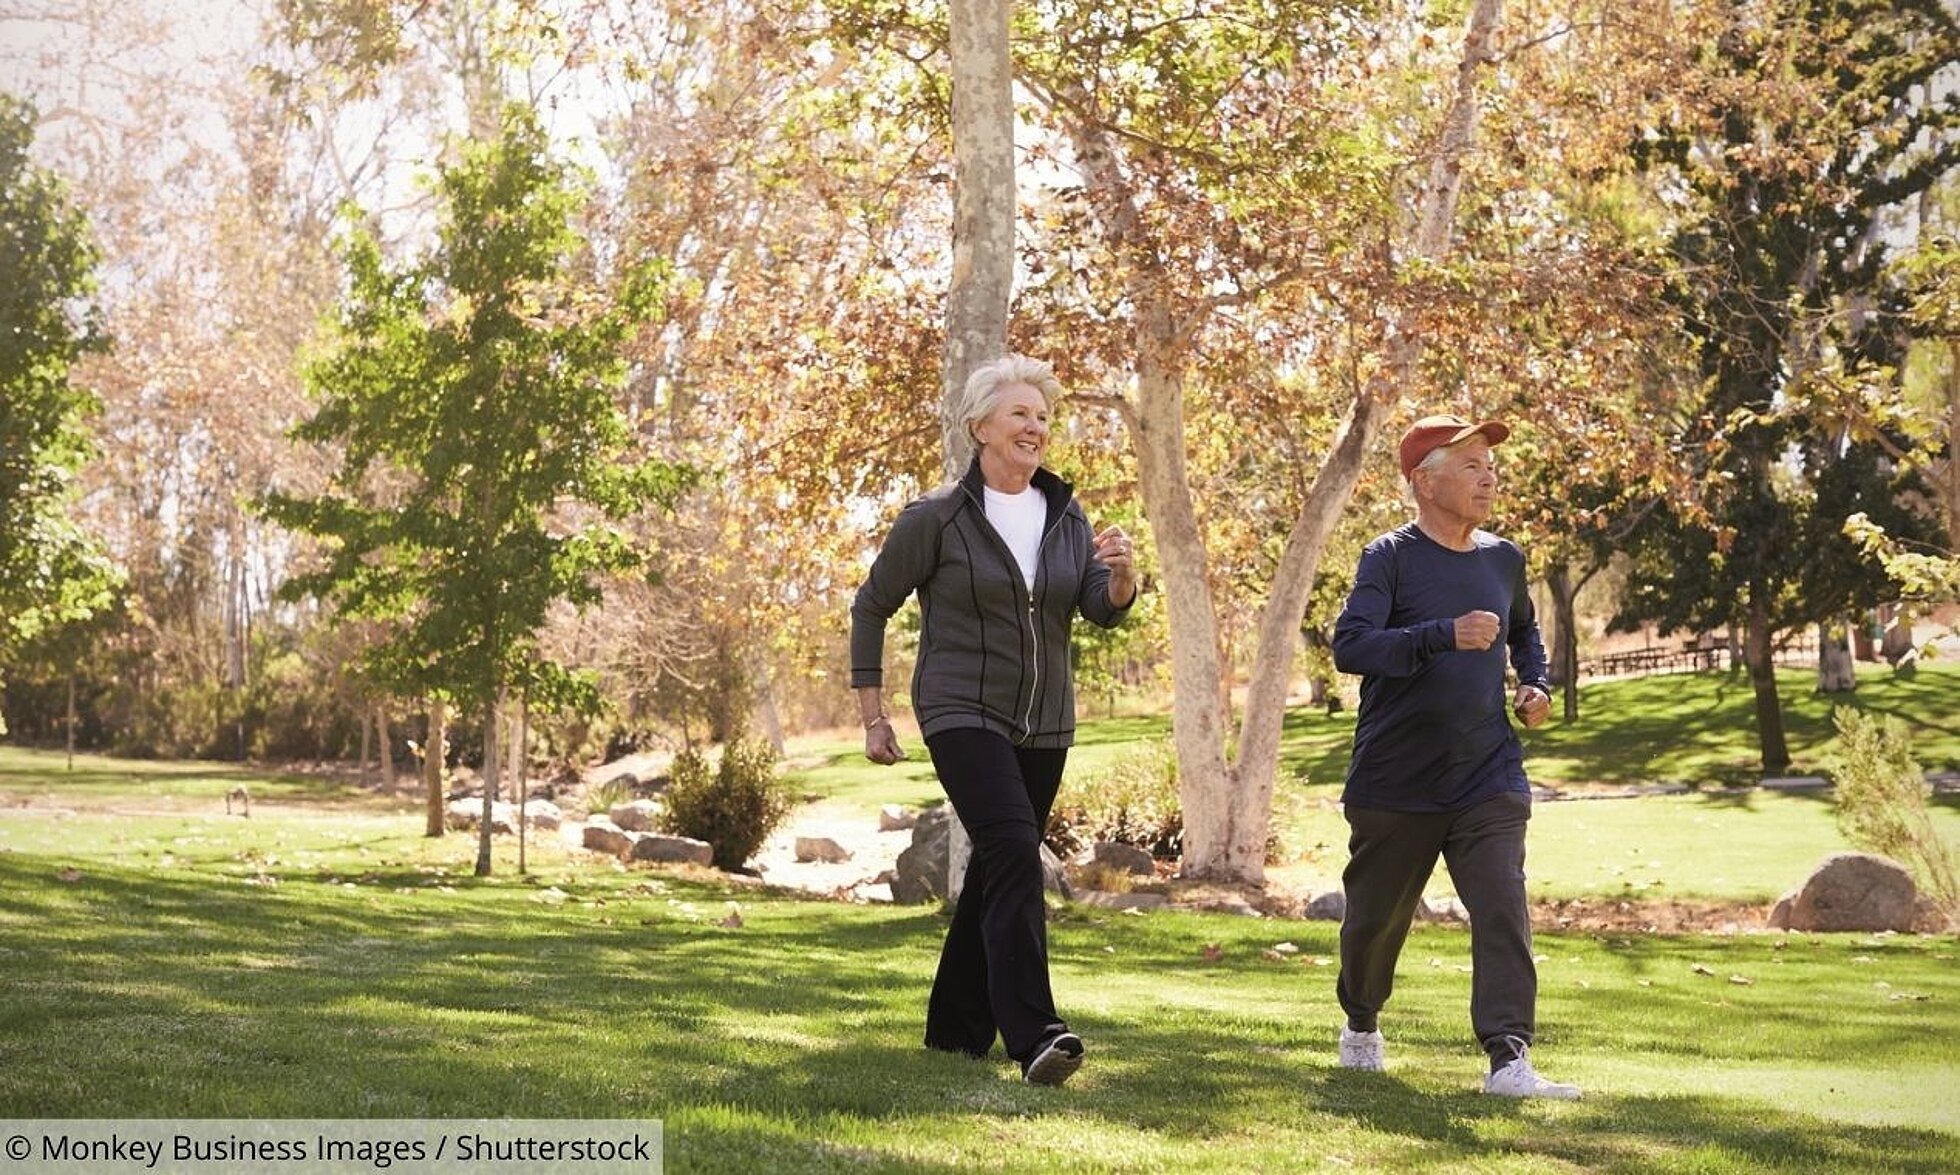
{"left": 1336, "top": 790, "right": 1536, "bottom": 1057}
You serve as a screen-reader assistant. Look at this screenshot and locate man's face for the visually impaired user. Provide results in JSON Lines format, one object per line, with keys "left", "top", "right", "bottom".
{"left": 1415, "top": 436, "right": 1498, "bottom": 524}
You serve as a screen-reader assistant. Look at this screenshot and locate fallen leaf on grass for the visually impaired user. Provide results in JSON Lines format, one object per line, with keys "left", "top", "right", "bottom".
{"left": 1691, "top": 963, "right": 1715, "bottom": 975}
{"left": 1201, "top": 943, "right": 1225, "bottom": 963}
{"left": 1271, "top": 942, "right": 1299, "bottom": 954}
{"left": 55, "top": 868, "right": 82, "bottom": 883}
{"left": 1728, "top": 975, "right": 1754, "bottom": 986}
{"left": 1308, "top": 956, "right": 1333, "bottom": 967}
{"left": 1889, "top": 992, "right": 1931, "bottom": 1002}
{"left": 1261, "top": 949, "right": 1290, "bottom": 963}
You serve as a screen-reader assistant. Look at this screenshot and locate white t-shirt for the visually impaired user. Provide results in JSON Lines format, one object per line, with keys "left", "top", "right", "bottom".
{"left": 984, "top": 484, "right": 1047, "bottom": 591}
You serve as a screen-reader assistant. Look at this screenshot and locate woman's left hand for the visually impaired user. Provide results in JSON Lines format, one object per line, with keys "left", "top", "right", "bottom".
{"left": 1094, "top": 525, "right": 1138, "bottom": 607}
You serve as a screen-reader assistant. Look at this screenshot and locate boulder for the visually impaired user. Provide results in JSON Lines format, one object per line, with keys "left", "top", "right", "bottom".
{"left": 609, "top": 799, "right": 661, "bottom": 832}
{"left": 795, "top": 836, "right": 853, "bottom": 864}
{"left": 1040, "top": 844, "right": 1073, "bottom": 901}
{"left": 1767, "top": 852, "right": 1919, "bottom": 932}
{"left": 878, "top": 804, "right": 918, "bottom": 832}
{"left": 521, "top": 799, "right": 563, "bottom": 830}
{"left": 1305, "top": 891, "right": 1346, "bottom": 921}
{"left": 629, "top": 834, "right": 715, "bottom": 867}
{"left": 1090, "top": 841, "right": 1156, "bottom": 877}
{"left": 890, "top": 805, "right": 1068, "bottom": 904}
{"left": 446, "top": 799, "right": 516, "bottom": 833}
{"left": 581, "top": 820, "right": 636, "bottom": 857}
{"left": 1417, "top": 896, "right": 1469, "bottom": 924}
{"left": 892, "top": 805, "right": 955, "bottom": 904}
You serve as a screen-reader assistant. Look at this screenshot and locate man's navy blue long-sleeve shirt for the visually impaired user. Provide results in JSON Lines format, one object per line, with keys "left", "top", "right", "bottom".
{"left": 1332, "top": 523, "right": 1549, "bottom": 813}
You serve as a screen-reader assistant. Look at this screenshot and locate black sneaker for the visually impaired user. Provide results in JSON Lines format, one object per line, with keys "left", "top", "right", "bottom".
{"left": 1022, "top": 1031, "right": 1085, "bottom": 1087}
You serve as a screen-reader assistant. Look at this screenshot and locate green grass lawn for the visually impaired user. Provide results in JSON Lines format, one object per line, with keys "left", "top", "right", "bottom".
{"left": 3, "top": 751, "right": 1958, "bottom": 1171}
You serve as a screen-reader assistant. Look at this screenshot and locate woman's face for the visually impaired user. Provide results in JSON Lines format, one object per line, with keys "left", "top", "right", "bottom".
{"left": 973, "top": 382, "right": 1050, "bottom": 477}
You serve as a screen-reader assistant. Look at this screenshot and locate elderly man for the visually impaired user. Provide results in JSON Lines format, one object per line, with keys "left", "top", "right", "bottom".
{"left": 1329, "top": 414, "right": 1579, "bottom": 1099}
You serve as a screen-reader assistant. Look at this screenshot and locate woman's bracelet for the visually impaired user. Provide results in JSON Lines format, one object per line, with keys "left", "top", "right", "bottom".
{"left": 863, "top": 714, "right": 890, "bottom": 730}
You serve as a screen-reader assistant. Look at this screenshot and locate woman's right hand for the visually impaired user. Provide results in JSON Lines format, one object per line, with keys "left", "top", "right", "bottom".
{"left": 864, "top": 717, "right": 906, "bottom": 765}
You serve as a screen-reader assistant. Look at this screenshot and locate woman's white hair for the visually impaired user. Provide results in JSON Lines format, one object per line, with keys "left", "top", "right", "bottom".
{"left": 958, "top": 353, "right": 1064, "bottom": 442}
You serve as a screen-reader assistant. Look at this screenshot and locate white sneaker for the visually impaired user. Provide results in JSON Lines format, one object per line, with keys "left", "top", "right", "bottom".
{"left": 1338, "top": 1026, "right": 1385, "bottom": 1071}
{"left": 1483, "top": 1050, "right": 1581, "bottom": 1100}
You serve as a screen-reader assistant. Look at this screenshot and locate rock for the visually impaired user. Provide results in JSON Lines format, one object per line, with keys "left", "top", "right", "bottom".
{"left": 445, "top": 799, "right": 516, "bottom": 833}
{"left": 582, "top": 820, "right": 636, "bottom": 857}
{"left": 521, "top": 799, "right": 562, "bottom": 830}
{"left": 1040, "top": 844, "right": 1072, "bottom": 901}
{"left": 795, "top": 836, "right": 853, "bottom": 864}
{"left": 892, "top": 806, "right": 954, "bottom": 904}
{"left": 1090, "top": 841, "right": 1156, "bottom": 877}
{"left": 889, "top": 805, "right": 1067, "bottom": 904}
{"left": 609, "top": 799, "right": 661, "bottom": 832}
{"left": 600, "top": 770, "right": 640, "bottom": 792}
{"left": 1076, "top": 892, "right": 1170, "bottom": 911}
{"left": 1306, "top": 891, "right": 1346, "bottom": 921}
{"left": 1770, "top": 852, "right": 1919, "bottom": 932}
{"left": 878, "top": 804, "right": 917, "bottom": 832}
{"left": 629, "top": 834, "right": 715, "bottom": 867}
{"left": 444, "top": 799, "right": 478, "bottom": 831}
{"left": 1418, "top": 896, "right": 1469, "bottom": 923}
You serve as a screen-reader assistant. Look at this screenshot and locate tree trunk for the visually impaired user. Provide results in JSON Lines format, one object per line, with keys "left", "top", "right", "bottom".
{"left": 65, "top": 671, "right": 75, "bottom": 771}
{"left": 359, "top": 707, "right": 373, "bottom": 789}
{"left": 424, "top": 699, "right": 447, "bottom": 838}
{"left": 1064, "top": 0, "right": 1506, "bottom": 883}
{"left": 1851, "top": 613, "right": 1877, "bottom": 662}
{"left": 1545, "top": 560, "right": 1585, "bottom": 722}
{"left": 939, "top": 0, "right": 1015, "bottom": 903}
{"left": 1745, "top": 587, "right": 1791, "bottom": 774}
{"left": 1816, "top": 620, "right": 1856, "bottom": 693}
{"left": 377, "top": 705, "right": 395, "bottom": 785}
{"left": 515, "top": 695, "right": 529, "bottom": 876}
{"left": 941, "top": 0, "right": 1015, "bottom": 481}
{"left": 475, "top": 694, "right": 502, "bottom": 876}
{"left": 751, "top": 651, "right": 786, "bottom": 756}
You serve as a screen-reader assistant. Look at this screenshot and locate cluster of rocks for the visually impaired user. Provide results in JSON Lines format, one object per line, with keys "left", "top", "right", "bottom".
{"left": 579, "top": 797, "right": 714, "bottom": 867}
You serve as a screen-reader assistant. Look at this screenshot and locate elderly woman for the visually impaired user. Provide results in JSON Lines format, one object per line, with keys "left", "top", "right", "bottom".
{"left": 850, "top": 353, "right": 1137, "bottom": 1087}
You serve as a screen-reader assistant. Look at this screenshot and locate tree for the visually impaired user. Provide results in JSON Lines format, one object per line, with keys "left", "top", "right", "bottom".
{"left": 942, "top": 0, "right": 1015, "bottom": 479}
{"left": 1613, "top": 0, "right": 1960, "bottom": 771}
{"left": 1008, "top": 0, "right": 1509, "bottom": 881}
{"left": 262, "top": 105, "right": 690, "bottom": 874}
{"left": 0, "top": 93, "right": 119, "bottom": 719}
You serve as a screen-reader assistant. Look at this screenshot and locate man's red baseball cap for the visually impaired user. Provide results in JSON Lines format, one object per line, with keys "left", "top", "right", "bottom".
{"left": 1398, "top": 414, "right": 1511, "bottom": 479}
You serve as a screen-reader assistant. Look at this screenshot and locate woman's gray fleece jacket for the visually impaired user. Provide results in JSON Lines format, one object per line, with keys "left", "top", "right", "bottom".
{"left": 850, "top": 460, "right": 1132, "bottom": 748}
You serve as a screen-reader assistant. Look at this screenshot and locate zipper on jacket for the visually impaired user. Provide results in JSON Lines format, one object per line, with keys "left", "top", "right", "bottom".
{"left": 1021, "top": 596, "right": 1038, "bottom": 741}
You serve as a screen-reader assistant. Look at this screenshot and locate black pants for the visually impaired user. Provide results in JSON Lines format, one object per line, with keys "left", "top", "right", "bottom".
{"left": 922, "top": 728, "right": 1068, "bottom": 1064}
{"left": 1336, "top": 791, "right": 1536, "bottom": 1058}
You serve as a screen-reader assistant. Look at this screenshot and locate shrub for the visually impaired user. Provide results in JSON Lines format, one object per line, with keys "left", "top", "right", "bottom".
{"left": 1828, "top": 707, "right": 1959, "bottom": 927}
{"left": 1047, "top": 739, "right": 1183, "bottom": 860}
{"left": 658, "top": 738, "right": 795, "bottom": 871}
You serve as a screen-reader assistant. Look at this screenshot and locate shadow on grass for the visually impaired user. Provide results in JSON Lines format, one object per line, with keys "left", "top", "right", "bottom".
{"left": 2, "top": 853, "right": 1954, "bottom": 1171}
{"left": 1299, "top": 1070, "right": 1957, "bottom": 1172}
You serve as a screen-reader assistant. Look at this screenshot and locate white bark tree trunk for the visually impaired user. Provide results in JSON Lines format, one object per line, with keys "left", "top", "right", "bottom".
{"left": 424, "top": 699, "right": 447, "bottom": 838}
{"left": 1059, "top": 0, "right": 1505, "bottom": 882}
{"left": 940, "top": 0, "right": 1016, "bottom": 900}
{"left": 942, "top": 0, "right": 1015, "bottom": 482}
{"left": 474, "top": 694, "right": 502, "bottom": 876}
